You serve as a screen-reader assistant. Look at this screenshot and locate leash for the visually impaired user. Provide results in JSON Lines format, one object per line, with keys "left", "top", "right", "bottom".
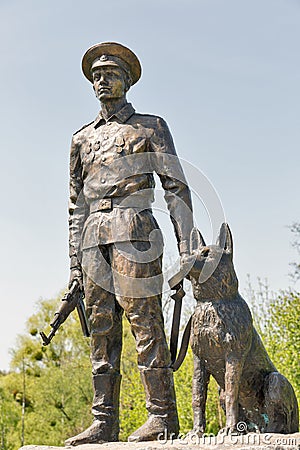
{"left": 169, "top": 282, "right": 185, "bottom": 365}
{"left": 169, "top": 269, "right": 193, "bottom": 372}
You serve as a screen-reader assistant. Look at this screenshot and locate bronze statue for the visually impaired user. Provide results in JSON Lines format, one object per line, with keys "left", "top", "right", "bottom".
{"left": 186, "top": 223, "right": 299, "bottom": 435}
{"left": 65, "top": 42, "right": 193, "bottom": 445}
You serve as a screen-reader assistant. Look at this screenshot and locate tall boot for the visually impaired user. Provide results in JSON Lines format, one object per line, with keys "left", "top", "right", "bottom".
{"left": 128, "top": 368, "right": 179, "bottom": 442}
{"left": 65, "top": 372, "right": 121, "bottom": 446}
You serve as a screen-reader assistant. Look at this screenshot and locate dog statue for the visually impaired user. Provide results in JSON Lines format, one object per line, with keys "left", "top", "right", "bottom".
{"left": 186, "top": 223, "right": 298, "bottom": 435}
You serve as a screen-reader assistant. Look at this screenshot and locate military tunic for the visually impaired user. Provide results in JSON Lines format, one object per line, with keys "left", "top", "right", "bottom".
{"left": 69, "top": 102, "right": 193, "bottom": 373}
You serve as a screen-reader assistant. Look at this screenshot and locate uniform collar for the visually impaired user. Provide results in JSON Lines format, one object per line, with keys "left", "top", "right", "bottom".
{"left": 94, "top": 102, "right": 135, "bottom": 128}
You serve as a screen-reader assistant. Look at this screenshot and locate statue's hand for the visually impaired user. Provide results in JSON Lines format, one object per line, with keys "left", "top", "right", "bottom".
{"left": 179, "top": 252, "right": 197, "bottom": 281}
{"left": 180, "top": 252, "right": 191, "bottom": 267}
{"left": 69, "top": 267, "right": 83, "bottom": 291}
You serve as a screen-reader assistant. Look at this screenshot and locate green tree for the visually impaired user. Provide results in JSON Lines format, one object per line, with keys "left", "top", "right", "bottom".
{"left": 246, "top": 279, "right": 300, "bottom": 409}
{"left": 262, "top": 291, "right": 300, "bottom": 401}
{"left": 9, "top": 278, "right": 300, "bottom": 444}
{"left": 2, "top": 288, "right": 224, "bottom": 446}
{"left": 1, "top": 293, "right": 92, "bottom": 447}
{"left": 0, "top": 375, "right": 20, "bottom": 450}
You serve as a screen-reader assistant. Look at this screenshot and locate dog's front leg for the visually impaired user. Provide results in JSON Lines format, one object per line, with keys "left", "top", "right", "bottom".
{"left": 223, "top": 354, "right": 244, "bottom": 433}
{"left": 191, "top": 354, "right": 210, "bottom": 436}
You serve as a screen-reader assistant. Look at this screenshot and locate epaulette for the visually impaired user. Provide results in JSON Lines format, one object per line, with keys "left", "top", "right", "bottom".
{"left": 73, "top": 120, "right": 94, "bottom": 135}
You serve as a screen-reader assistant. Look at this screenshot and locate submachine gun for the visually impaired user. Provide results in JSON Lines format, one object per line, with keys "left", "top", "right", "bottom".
{"left": 40, "top": 280, "right": 90, "bottom": 346}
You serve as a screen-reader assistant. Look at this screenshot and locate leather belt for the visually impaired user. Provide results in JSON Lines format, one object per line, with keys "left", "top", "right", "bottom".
{"left": 89, "top": 195, "right": 153, "bottom": 213}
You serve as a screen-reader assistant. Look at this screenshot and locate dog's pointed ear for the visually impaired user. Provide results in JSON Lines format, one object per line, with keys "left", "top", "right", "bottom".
{"left": 216, "top": 223, "right": 233, "bottom": 257}
{"left": 190, "top": 227, "right": 206, "bottom": 253}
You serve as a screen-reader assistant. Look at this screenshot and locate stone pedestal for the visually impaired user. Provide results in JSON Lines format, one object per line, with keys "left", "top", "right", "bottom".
{"left": 19, "top": 433, "right": 300, "bottom": 450}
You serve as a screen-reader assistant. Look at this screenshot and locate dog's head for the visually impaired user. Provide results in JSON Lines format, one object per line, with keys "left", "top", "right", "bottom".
{"left": 186, "top": 223, "right": 239, "bottom": 301}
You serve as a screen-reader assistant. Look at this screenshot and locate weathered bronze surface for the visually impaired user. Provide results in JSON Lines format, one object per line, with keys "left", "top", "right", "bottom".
{"left": 66, "top": 42, "right": 193, "bottom": 445}
{"left": 186, "top": 223, "right": 299, "bottom": 435}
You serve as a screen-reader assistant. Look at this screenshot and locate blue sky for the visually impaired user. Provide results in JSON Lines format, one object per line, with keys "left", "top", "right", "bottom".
{"left": 0, "top": 0, "right": 299, "bottom": 370}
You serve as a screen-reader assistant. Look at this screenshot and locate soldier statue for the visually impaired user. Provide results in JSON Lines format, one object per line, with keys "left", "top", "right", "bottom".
{"left": 65, "top": 42, "right": 193, "bottom": 445}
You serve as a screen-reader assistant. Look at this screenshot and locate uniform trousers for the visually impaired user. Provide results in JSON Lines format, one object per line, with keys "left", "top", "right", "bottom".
{"left": 81, "top": 240, "right": 171, "bottom": 375}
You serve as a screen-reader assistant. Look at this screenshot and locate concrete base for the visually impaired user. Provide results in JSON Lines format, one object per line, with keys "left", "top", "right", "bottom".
{"left": 19, "top": 432, "right": 300, "bottom": 450}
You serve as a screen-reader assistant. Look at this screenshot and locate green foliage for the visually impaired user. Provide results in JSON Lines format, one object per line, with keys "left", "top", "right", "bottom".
{"left": 260, "top": 291, "right": 300, "bottom": 401}
{"left": 247, "top": 279, "right": 300, "bottom": 419}
{"left": 119, "top": 321, "right": 147, "bottom": 440}
{"left": 289, "top": 222, "right": 300, "bottom": 281}
{"left": 10, "top": 294, "right": 90, "bottom": 372}
{"left": 1, "top": 293, "right": 93, "bottom": 448}
{"left": 0, "top": 375, "right": 20, "bottom": 450}
{"left": 2, "top": 224, "right": 299, "bottom": 446}
{"left": 2, "top": 292, "right": 223, "bottom": 447}
{"left": 2, "top": 280, "right": 298, "bottom": 446}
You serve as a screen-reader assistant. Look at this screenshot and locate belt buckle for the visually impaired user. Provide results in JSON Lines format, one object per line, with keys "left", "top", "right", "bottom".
{"left": 98, "top": 198, "right": 112, "bottom": 211}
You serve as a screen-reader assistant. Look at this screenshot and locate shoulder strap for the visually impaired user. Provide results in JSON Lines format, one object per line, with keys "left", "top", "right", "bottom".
{"left": 73, "top": 120, "right": 94, "bottom": 135}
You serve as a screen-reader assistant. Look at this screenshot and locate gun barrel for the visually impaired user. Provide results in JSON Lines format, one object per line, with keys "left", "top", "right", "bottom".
{"left": 40, "top": 329, "right": 56, "bottom": 346}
